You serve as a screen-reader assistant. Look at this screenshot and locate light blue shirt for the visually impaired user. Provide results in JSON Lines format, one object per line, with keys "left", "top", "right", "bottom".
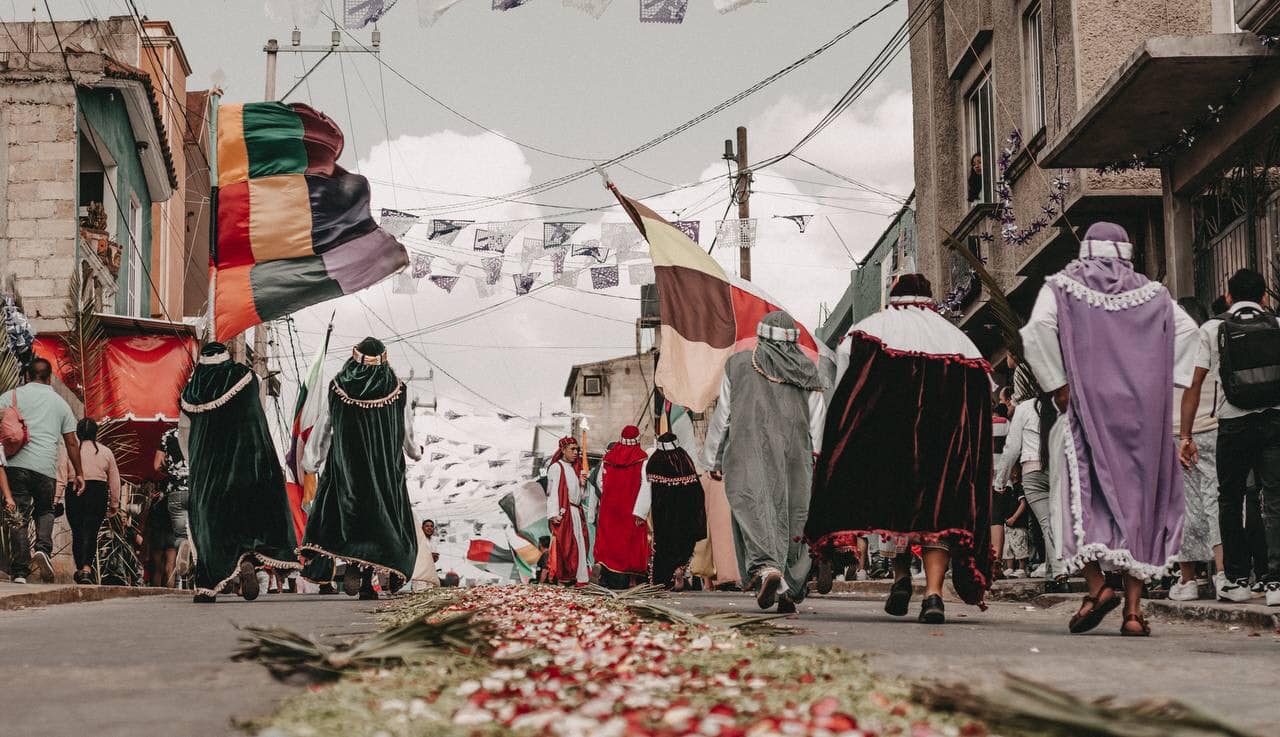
{"left": 0, "top": 383, "right": 77, "bottom": 479}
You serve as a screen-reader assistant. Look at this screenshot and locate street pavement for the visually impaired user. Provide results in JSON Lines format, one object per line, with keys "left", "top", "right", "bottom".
{"left": 1, "top": 587, "right": 1277, "bottom": 736}
{"left": 669, "top": 591, "right": 1280, "bottom": 731}
{"left": 0, "top": 591, "right": 373, "bottom": 737}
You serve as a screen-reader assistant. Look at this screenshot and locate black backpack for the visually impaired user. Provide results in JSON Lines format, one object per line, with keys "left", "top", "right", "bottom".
{"left": 1217, "top": 305, "right": 1280, "bottom": 409}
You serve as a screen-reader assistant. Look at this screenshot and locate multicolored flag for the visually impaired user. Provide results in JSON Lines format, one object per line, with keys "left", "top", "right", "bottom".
{"left": 213, "top": 102, "right": 407, "bottom": 341}
{"left": 611, "top": 183, "right": 823, "bottom": 411}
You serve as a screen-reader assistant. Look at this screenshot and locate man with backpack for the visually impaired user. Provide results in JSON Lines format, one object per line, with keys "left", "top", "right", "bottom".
{"left": 1181, "top": 268, "right": 1280, "bottom": 607}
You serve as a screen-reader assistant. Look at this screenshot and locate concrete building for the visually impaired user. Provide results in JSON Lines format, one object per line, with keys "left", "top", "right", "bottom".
{"left": 907, "top": 0, "right": 1232, "bottom": 356}
{"left": 564, "top": 352, "right": 659, "bottom": 456}
{"left": 1041, "top": 2, "right": 1280, "bottom": 304}
{"left": 0, "top": 17, "right": 190, "bottom": 331}
{"left": 818, "top": 194, "right": 916, "bottom": 349}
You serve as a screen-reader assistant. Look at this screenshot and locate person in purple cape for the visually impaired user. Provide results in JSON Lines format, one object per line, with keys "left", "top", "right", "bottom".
{"left": 1021, "top": 222, "right": 1199, "bottom": 636}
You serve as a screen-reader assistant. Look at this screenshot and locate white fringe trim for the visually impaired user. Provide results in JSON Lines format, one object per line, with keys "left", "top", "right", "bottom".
{"left": 1060, "top": 544, "right": 1176, "bottom": 582}
{"left": 193, "top": 551, "right": 302, "bottom": 597}
{"left": 297, "top": 543, "right": 409, "bottom": 586}
{"left": 332, "top": 381, "right": 404, "bottom": 408}
{"left": 1048, "top": 274, "right": 1165, "bottom": 312}
{"left": 1063, "top": 417, "right": 1087, "bottom": 550}
{"left": 180, "top": 372, "right": 254, "bottom": 414}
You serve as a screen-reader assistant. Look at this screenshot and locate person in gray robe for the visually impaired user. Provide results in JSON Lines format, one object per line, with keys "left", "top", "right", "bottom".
{"left": 704, "top": 311, "right": 826, "bottom": 613}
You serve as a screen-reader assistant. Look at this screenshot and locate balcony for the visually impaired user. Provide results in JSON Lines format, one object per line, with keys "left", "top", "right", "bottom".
{"left": 1237, "top": 0, "right": 1280, "bottom": 36}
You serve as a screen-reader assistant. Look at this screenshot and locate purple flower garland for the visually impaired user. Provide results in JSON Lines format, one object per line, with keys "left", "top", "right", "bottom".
{"left": 980, "top": 129, "right": 1073, "bottom": 247}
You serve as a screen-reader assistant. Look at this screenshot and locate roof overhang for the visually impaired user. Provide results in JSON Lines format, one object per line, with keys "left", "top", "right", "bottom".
{"left": 1040, "top": 34, "right": 1280, "bottom": 170}
{"left": 92, "top": 75, "right": 175, "bottom": 202}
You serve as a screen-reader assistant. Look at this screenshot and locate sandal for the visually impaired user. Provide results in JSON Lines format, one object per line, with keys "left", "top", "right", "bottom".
{"left": 1068, "top": 588, "right": 1120, "bottom": 634}
{"left": 1120, "top": 613, "right": 1151, "bottom": 637}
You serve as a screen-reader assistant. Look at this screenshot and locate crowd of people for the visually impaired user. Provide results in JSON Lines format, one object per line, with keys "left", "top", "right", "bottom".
{"left": 4, "top": 220, "right": 1278, "bottom": 635}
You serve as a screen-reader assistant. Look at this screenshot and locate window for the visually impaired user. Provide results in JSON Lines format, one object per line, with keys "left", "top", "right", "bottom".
{"left": 1023, "top": 3, "right": 1046, "bottom": 134}
{"left": 126, "top": 197, "right": 143, "bottom": 316}
{"left": 583, "top": 375, "right": 603, "bottom": 396}
{"left": 965, "top": 69, "right": 996, "bottom": 205}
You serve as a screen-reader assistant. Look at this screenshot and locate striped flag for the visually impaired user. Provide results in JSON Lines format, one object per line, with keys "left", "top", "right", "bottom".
{"left": 611, "top": 184, "right": 823, "bottom": 411}
{"left": 213, "top": 102, "right": 407, "bottom": 341}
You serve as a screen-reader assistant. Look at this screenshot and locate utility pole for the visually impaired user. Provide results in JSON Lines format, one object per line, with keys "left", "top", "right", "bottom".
{"left": 250, "top": 26, "right": 380, "bottom": 396}
{"left": 723, "top": 126, "right": 752, "bottom": 281}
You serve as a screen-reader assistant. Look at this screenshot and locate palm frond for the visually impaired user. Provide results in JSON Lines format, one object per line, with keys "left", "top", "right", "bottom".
{"left": 913, "top": 675, "right": 1262, "bottom": 737}
{"left": 579, "top": 582, "right": 669, "bottom": 600}
{"left": 235, "top": 607, "right": 496, "bottom": 683}
{"left": 942, "top": 229, "right": 1042, "bottom": 395}
{"left": 0, "top": 346, "right": 20, "bottom": 394}
{"left": 696, "top": 611, "right": 795, "bottom": 635}
{"left": 61, "top": 275, "right": 138, "bottom": 472}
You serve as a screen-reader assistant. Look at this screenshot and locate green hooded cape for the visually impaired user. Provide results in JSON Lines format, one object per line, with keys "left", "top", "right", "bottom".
{"left": 180, "top": 344, "right": 300, "bottom": 595}
{"left": 300, "top": 339, "right": 417, "bottom": 587}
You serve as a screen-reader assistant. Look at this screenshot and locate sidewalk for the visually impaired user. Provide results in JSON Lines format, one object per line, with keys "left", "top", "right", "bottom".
{"left": 0, "top": 581, "right": 180, "bottom": 610}
{"left": 813, "top": 578, "right": 1280, "bottom": 631}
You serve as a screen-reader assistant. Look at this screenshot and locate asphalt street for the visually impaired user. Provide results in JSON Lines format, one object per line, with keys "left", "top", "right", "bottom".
{"left": 1, "top": 588, "right": 1277, "bottom": 736}
{"left": 670, "top": 591, "right": 1280, "bottom": 732}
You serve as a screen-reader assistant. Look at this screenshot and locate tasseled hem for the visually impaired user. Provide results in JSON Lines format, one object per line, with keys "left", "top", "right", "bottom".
{"left": 181, "top": 372, "right": 254, "bottom": 414}
{"left": 193, "top": 551, "right": 302, "bottom": 597}
{"left": 845, "top": 332, "right": 992, "bottom": 372}
{"left": 808, "top": 528, "right": 992, "bottom": 611}
{"left": 1060, "top": 543, "right": 1176, "bottom": 582}
{"left": 298, "top": 543, "right": 409, "bottom": 588}
{"left": 331, "top": 381, "right": 404, "bottom": 408}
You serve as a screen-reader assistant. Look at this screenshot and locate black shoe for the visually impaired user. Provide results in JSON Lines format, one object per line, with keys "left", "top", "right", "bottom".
{"left": 816, "top": 560, "right": 834, "bottom": 595}
{"left": 73, "top": 571, "right": 89, "bottom": 585}
{"left": 777, "top": 593, "right": 798, "bottom": 614}
{"left": 359, "top": 568, "right": 377, "bottom": 600}
{"left": 918, "top": 594, "right": 945, "bottom": 624}
{"left": 193, "top": 593, "right": 216, "bottom": 604}
{"left": 885, "top": 577, "right": 913, "bottom": 617}
{"left": 342, "top": 565, "right": 362, "bottom": 597}
{"left": 318, "top": 583, "right": 337, "bottom": 595}
{"left": 238, "top": 559, "right": 260, "bottom": 602}
{"left": 756, "top": 569, "right": 783, "bottom": 610}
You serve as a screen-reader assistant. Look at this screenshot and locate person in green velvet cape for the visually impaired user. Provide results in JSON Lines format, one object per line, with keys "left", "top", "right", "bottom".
{"left": 300, "top": 337, "right": 422, "bottom": 600}
{"left": 180, "top": 343, "right": 301, "bottom": 603}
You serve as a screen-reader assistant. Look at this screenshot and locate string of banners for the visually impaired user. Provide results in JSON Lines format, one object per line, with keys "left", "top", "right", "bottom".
{"left": 379, "top": 210, "right": 808, "bottom": 294}
{"left": 266, "top": 0, "right": 768, "bottom": 29}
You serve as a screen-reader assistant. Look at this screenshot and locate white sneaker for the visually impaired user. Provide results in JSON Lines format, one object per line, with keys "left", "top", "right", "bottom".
{"left": 11, "top": 576, "right": 26, "bottom": 584}
{"left": 1168, "top": 578, "right": 1201, "bottom": 601}
{"left": 1030, "top": 563, "right": 1047, "bottom": 578}
{"left": 911, "top": 569, "right": 925, "bottom": 580}
{"left": 1265, "top": 582, "right": 1280, "bottom": 607}
{"left": 1217, "top": 576, "right": 1253, "bottom": 603}
{"left": 855, "top": 569, "right": 870, "bottom": 581}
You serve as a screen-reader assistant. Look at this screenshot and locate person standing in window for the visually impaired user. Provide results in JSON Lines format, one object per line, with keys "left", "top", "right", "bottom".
{"left": 967, "top": 153, "right": 983, "bottom": 204}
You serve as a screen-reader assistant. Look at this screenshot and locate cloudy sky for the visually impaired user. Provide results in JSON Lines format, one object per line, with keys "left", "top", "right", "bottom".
{"left": 42, "top": 0, "right": 915, "bottom": 420}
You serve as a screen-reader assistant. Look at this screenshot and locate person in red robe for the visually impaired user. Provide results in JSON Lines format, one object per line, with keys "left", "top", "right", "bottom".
{"left": 593, "top": 426, "right": 651, "bottom": 588}
{"left": 546, "top": 436, "right": 590, "bottom": 587}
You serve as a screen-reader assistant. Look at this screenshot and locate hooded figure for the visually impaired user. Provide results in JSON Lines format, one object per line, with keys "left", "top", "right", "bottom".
{"left": 704, "top": 311, "right": 826, "bottom": 613}
{"left": 593, "top": 425, "right": 651, "bottom": 584}
{"left": 1022, "top": 223, "right": 1198, "bottom": 636}
{"left": 181, "top": 343, "right": 300, "bottom": 602}
{"left": 808, "top": 274, "right": 993, "bottom": 623}
{"left": 645, "top": 432, "right": 706, "bottom": 589}
{"left": 300, "top": 337, "right": 422, "bottom": 600}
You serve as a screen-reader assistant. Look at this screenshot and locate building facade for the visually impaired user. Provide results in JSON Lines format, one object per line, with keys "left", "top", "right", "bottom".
{"left": 0, "top": 17, "right": 203, "bottom": 331}
{"left": 565, "top": 352, "right": 659, "bottom": 455}
{"left": 907, "top": 0, "right": 1229, "bottom": 356}
{"left": 1042, "top": 2, "right": 1280, "bottom": 305}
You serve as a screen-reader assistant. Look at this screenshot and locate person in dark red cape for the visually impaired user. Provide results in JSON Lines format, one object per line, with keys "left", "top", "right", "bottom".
{"left": 546, "top": 436, "right": 590, "bottom": 587}
{"left": 593, "top": 426, "right": 651, "bottom": 587}
{"left": 807, "top": 274, "right": 994, "bottom": 623}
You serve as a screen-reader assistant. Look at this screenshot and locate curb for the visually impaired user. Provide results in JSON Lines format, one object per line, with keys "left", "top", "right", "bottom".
{"left": 0, "top": 585, "right": 182, "bottom": 611}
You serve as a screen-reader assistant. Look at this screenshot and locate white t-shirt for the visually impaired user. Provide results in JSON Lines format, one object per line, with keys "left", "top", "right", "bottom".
{"left": 1192, "top": 301, "right": 1280, "bottom": 420}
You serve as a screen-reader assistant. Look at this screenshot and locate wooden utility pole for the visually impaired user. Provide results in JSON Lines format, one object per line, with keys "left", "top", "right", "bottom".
{"left": 734, "top": 126, "right": 751, "bottom": 281}
{"left": 252, "top": 39, "right": 280, "bottom": 401}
